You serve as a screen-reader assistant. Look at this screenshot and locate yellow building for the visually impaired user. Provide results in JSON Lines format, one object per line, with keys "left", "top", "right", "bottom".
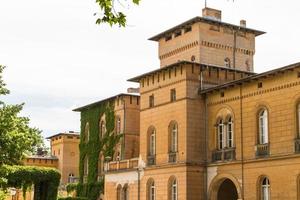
{"left": 77, "top": 7, "right": 300, "bottom": 200}
{"left": 23, "top": 131, "right": 80, "bottom": 185}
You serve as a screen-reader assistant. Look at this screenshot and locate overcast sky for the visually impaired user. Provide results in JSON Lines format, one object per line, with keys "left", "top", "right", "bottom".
{"left": 0, "top": 0, "right": 299, "bottom": 140}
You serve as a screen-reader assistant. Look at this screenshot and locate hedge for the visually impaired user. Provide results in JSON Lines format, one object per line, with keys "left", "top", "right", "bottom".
{"left": 57, "top": 197, "right": 88, "bottom": 200}
{"left": 0, "top": 165, "right": 60, "bottom": 200}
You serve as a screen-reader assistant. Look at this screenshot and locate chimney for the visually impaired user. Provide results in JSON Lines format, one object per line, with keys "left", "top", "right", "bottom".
{"left": 202, "top": 7, "right": 222, "bottom": 21}
{"left": 240, "top": 20, "right": 247, "bottom": 27}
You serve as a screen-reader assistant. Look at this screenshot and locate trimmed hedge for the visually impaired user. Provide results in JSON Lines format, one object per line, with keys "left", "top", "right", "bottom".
{"left": 0, "top": 165, "right": 60, "bottom": 200}
{"left": 57, "top": 197, "right": 88, "bottom": 200}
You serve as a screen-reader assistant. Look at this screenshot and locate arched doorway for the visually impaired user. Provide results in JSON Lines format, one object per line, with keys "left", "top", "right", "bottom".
{"left": 217, "top": 179, "right": 238, "bottom": 200}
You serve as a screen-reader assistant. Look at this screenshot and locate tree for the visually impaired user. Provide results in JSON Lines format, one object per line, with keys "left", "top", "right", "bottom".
{"left": 0, "top": 65, "right": 43, "bottom": 165}
{"left": 94, "top": 0, "right": 141, "bottom": 27}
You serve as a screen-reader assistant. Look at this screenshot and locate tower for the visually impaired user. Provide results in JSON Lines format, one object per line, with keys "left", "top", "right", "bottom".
{"left": 149, "top": 7, "right": 265, "bottom": 72}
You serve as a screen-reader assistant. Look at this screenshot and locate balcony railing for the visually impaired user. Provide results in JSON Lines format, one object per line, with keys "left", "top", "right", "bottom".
{"left": 147, "top": 155, "right": 156, "bottom": 166}
{"left": 168, "top": 152, "right": 177, "bottom": 163}
{"left": 256, "top": 143, "right": 269, "bottom": 157}
{"left": 212, "top": 148, "right": 236, "bottom": 162}
{"left": 295, "top": 139, "right": 300, "bottom": 153}
{"left": 106, "top": 158, "right": 139, "bottom": 172}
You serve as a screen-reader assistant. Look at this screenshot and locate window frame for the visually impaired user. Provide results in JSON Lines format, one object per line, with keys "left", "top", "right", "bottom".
{"left": 258, "top": 109, "right": 269, "bottom": 144}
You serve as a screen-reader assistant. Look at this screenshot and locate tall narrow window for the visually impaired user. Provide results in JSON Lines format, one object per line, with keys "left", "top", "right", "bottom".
{"left": 259, "top": 109, "right": 269, "bottom": 144}
{"left": 227, "top": 117, "right": 234, "bottom": 148}
{"left": 84, "top": 123, "right": 90, "bottom": 143}
{"left": 149, "top": 95, "right": 154, "bottom": 108}
{"left": 170, "top": 89, "right": 176, "bottom": 102}
{"left": 171, "top": 179, "right": 177, "bottom": 200}
{"left": 261, "top": 177, "right": 270, "bottom": 200}
{"left": 217, "top": 119, "right": 224, "bottom": 149}
{"left": 123, "top": 184, "right": 129, "bottom": 200}
{"left": 149, "top": 130, "right": 156, "bottom": 156}
{"left": 83, "top": 156, "right": 88, "bottom": 177}
{"left": 170, "top": 123, "right": 178, "bottom": 152}
{"left": 116, "top": 117, "right": 121, "bottom": 134}
{"left": 99, "top": 121, "right": 105, "bottom": 139}
{"left": 117, "top": 185, "right": 122, "bottom": 200}
{"left": 149, "top": 181, "right": 155, "bottom": 200}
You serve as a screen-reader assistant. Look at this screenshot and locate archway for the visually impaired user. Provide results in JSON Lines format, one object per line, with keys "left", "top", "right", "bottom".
{"left": 217, "top": 179, "right": 238, "bottom": 200}
{"left": 208, "top": 174, "right": 242, "bottom": 200}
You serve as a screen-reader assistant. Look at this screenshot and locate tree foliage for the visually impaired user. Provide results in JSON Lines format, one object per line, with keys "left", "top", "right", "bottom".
{"left": 0, "top": 65, "right": 43, "bottom": 165}
{"left": 95, "top": 0, "right": 141, "bottom": 26}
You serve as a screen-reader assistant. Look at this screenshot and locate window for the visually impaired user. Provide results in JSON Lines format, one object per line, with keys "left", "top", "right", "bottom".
{"left": 149, "top": 129, "right": 156, "bottom": 156}
{"left": 117, "top": 185, "right": 122, "bottom": 200}
{"left": 83, "top": 156, "right": 88, "bottom": 177}
{"left": 260, "top": 177, "right": 270, "bottom": 200}
{"left": 123, "top": 184, "right": 129, "bottom": 200}
{"left": 184, "top": 26, "right": 192, "bottom": 33}
{"left": 147, "top": 180, "right": 156, "bottom": 200}
{"left": 174, "top": 30, "right": 182, "bottom": 38}
{"left": 170, "top": 89, "right": 176, "bottom": 102}
{"left": 116, "top": 117, "right": 121, "bottom": 134}
{"left": 99, "top": 121, "right": 105, "bottom": 139}
{"left": 171, "top": 179, "right": 177, "bottom": 200}
{"left": 84, "top": 123, "right": 90, "bottom": 143}
{"left": 224, "top": 58, "right": 231, "bottom": 68}
{"left": 68, "top": 173, "right": 74, "bottom": 183}
{"left": 258, "top": 109, "right": 269, "bottom": 144}
{"left": 170, "top": 123, "right": 178, "bottom": 152}
{"left": 165, "top": 35, "right": 172, "bottom": 41}
{"left": 227, "top": 117, "right": 234, "bottom": 148}
{"left": 149, "top": 95, "right": 154, "bottom": 108}
{"left": 217, "top": 119, "right": 224, "bottom": 149}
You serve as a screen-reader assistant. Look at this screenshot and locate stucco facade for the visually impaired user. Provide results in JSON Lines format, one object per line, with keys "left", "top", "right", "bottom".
{"left": 79, "top": 6, "right": 300, "bottom": 200}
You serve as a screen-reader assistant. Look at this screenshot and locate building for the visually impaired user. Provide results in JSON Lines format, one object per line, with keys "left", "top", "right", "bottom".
{"left": 76, "top": 7, "right": 300, "bottom": 200}
{"left": 24, "top": 131, "right": 80, "bottom": 185}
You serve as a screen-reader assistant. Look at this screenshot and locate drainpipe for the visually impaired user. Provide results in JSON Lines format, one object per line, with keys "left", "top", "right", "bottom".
{"left": 239, "top": 84, "right": 245, "bottom": 199}
{"left": 233, "top": 29, "right": 237, "bottom": 69}
{"left": 137, "top": 167, "right": 141, "bottom": 200}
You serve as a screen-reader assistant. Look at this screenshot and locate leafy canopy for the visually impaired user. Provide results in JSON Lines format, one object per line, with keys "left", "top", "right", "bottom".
{"left": 0, "top": 65, "right": 43, "bottom": 165}
{"left": 95, "top": 0, "right": 141, "bottom": 27}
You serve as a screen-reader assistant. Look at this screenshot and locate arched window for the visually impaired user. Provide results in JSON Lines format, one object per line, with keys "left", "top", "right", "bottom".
{"left": 116, "top": 117, "right": 121, "bottom": 134}
{"left": 227, "top": 117, "right": 234, "bottom": 148}
{"left": 84, "top": 123, "right": 90, "bottom": 143}
{"left": 117, "top": 185, "right": 122, "bottom": 200}
{"left": 169, "top": 122, "right": 178, "bottom": 153}
{"left": 260, "top": 177, "right": 270, "bottom": 200}
{"left": 258, "top": 109, "right": 269, "bottom": 144}
{"left": 122, "top": 184, "right": 129, "bottom": 200}
{"left": 168, "top": 177, "right": 178, "bottom": 200}
{"left": 224, "top": 57, "right": 231, "bottom": 68}
{"left": 149, "top": 128, "right": 156, "bottom": 156}
{"left": 147, "top": 179, "right": 156, "bottom": 200}
{"left": 217, "top": 119, "right": 224, "bottom": 149}
{"left": 99, "top": 120, "right": 105, "bottom": 139}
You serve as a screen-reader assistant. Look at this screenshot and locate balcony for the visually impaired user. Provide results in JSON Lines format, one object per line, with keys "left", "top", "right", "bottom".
{"left": 295, "top": 139, "right": 300, "bottom": 153}
{"left": 147, "top": 155, "right": 156, "bottom": 166}
{"left": 106, "top": 158, "right": 139, "bottom": 172}
{"left": 256, "top": 143, "right": 269, "bottom": 157}
{"left": 168, "top": 152, "right": 177, "bottom": 163}
{"left": 212, "top": 148, "right": 236, "bottom": 162}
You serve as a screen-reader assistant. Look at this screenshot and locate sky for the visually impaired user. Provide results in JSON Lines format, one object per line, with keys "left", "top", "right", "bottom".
{"left": 0, "top": 0, "right": 299, "bottom": 140}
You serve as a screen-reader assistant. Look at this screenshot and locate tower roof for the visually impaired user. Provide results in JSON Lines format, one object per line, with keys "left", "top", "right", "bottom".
{"left": 149, "top": 16, "right": 265, "bottom": 41}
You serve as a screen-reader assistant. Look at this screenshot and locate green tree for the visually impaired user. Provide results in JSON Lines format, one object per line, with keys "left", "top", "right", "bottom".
{"left": 0, "top": 65, "right": 43, "bottom": 165}
{"left": 95, "top": 0, "right": 141, "bottom": 26}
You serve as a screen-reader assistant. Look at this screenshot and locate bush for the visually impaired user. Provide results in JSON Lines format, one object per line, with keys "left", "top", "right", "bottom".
{"left": 0, "top": 165, "right": 60, "bottom": 200}
{"left": 57, "top": 197, "right": 88, "bottom": 200}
